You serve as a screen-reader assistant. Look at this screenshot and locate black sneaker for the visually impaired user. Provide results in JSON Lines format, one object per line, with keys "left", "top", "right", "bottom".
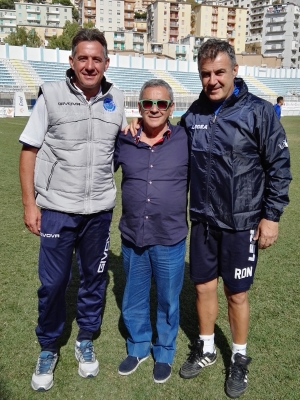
{"left": 153, "top": 362, "right": 172, "bottom": 383}
{"left": 225, "top": 353, "right": 252, "bottom": 399}
{"left": 179, "top": 338, "right": 217, "bottom": 379}
{"left": 118, "top": 355, "right": 149, "bottom": 376}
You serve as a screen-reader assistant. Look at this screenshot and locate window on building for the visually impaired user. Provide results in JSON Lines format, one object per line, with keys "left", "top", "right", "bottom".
{"left": 100, "top": 9, "right": 104, "bottom": 14}
{"left": 109, "top": 0, "right": 112, "bottom": 5}
{"left": 109, "top": 18, "right": 112, "bottom": 23}
{"left": 10, "top": 27, "right": 13, "bottom": 31}
{"left": 100, "top": 17, "right": 103, "bottom": 22}
{"left": 117, "top": 1, "right": 120, "bottom": 5}
{"left": 117, "top": 10, "right": 120, "bottom": 15}
{"left": 109, "top": 9, "right": 112, "bottom": 14}
{"left": 28, "top": 13, "right": 31, "bottom": 17}
{"left": 65, "top": 16, "right": 67, "bottom": 19}
{"left": 182, "top": 12, "right": 184, "bottom": 17}
{"left": 56, "top": 8, "right": 58, "bottom": 11}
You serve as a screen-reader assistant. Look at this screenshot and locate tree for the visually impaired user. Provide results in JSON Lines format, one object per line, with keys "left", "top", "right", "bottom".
{"left": 27, "top": 28, "right": 43, "bottom": 47}
{"left": 83, "top": 21, "right": 95, "bottom": 29}
{"left": 0, "top": 0, "right": 15, "bottom": 9}
{"left": 47, "top": 20, "right": 80, "bottom": 50}
{"left": 4, "top": 26, "right": 42, "bottom": 47}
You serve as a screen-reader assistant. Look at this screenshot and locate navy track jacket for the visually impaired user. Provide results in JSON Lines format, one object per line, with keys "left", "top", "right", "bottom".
{"left": 180, "top": 78, "right": 291, "bottom": 231}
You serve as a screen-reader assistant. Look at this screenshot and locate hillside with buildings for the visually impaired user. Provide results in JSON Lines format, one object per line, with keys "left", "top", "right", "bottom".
{"left": 0, "top": 0, "right": 299, "bottom": 68}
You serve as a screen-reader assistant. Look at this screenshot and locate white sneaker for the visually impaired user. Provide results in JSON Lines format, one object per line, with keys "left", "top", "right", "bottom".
{"left": 75, "top": 340, "right": 99, "bottom": 378}
{"left": 31, "top": 351, "right": 58, "bottom": 391}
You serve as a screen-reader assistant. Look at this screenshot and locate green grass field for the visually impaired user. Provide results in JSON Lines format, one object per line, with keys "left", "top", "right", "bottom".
{"left": 0, "top": 116, "right": 299, "bottom": 400}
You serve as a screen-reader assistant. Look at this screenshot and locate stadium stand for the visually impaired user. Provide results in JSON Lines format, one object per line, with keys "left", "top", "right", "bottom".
{"left": 1, "top": 57, "right": 300, "bottom": 115}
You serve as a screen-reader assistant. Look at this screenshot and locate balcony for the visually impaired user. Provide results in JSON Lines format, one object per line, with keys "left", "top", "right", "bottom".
{"left": 133, "top": 45, "right": 144, "bottom": 51}
{"left": 46, "top": 10, "right": 60, "bottom": 14}
{"left": 170, "top": 6, "right": 179, "bottom": 12}
{"left": 114, "top": 35, "right": 125, "bottom": 42}
{"left": 170, "top": 28, "right": 178, "bottom": 35}
{"left": 27, "top": 16, "right": 40, "bottom": 21}
{"left": 46, "top": 17, "right": 60, "bottom": 22}
{"left": 212, "top": 8, "right": 218, "bottom": 15}
{"left": 133, "top": 36, "right": 144, "bottom": 43}
{"left": 170, "top": 13, "right": 179, "bottom": 20}
{"left": 265, "top": 35, "right": 285, "bottom": 42}
{"left": 44, "top": 30, "right": 57, "bottom": 37}
{"left": 1, "top": 14, "right": 16, "bottom": 19}
{"left": 294, "top": 19, "right": 299, "bottom": 25}
{"left": 176, "top": 49, "right": 186, "bottom": 56}
{"left": 266, "top": 27, "right": 285, "bottom": 33}
{"left": 227, "top": 32, "right": 235, "bottom": 38}
{"left": 84, "top": 12, "right": 95, "bottom": 18}
{"left": 151, "top": 46, "right": 162, "bottom": 53}
{"left": 268, "top": 17, "right": 286, "bottom": 24}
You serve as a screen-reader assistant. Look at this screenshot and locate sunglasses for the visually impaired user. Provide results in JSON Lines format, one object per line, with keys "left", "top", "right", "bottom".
{"left": 139, "top": 99, "right": 172, "bottom": 111}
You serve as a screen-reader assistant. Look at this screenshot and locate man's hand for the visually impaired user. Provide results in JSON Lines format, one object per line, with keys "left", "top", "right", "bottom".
{"left": 123, "top": 118, "right": 140, "bottom": 136}
{"left": 253, "top": 219, "right": 278, "bottom": 249}
{"left": 24, "top": 204, "right": 41, "bottom": 236}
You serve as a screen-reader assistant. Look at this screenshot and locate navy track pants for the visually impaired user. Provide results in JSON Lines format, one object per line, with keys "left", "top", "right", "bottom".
{"left": 36, "top": 209, "right": 112, "bottom": 349}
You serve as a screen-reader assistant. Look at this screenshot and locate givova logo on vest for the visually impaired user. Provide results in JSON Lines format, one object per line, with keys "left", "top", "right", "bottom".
{"left": 97, "top": 234, "right": 110, "bottom": 273}
{"left": 40, "top": 232, "right": 60, "bottom": 238}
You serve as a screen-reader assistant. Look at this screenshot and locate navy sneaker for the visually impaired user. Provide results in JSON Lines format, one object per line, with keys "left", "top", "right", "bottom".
{"left": 31, "top": 351, "right": 58, "bottom": 391}
{"left": 225, "top": 353, "right": 252, "bottom": 399}
{"left": 75, "top": 340, "right": 99, "bottom": 378}
{"left": 153, "top": 362, "right": 172, "bottom": 383}
{"left": 179, "top": 338, "right": 217, "bottom": 379}
{"left": 118, "top": 355, "right": 149, "bottom": 375}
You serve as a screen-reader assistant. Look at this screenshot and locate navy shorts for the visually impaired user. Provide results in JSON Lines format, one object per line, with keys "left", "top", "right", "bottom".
{"left": 190, "top": 221, "right": 258, "bottom": 292}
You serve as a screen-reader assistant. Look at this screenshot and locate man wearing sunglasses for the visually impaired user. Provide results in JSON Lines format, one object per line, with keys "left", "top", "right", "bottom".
{"left": 127, "top": 40, "right": 291, "bottom": 398}
{"left": 114, "top": 79, "right": 189, "bottom": 383}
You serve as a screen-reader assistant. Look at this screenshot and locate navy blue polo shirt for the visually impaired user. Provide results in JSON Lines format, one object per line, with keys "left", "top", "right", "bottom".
{"left": 114, "top": 123, "right": 189, "bottom": 247}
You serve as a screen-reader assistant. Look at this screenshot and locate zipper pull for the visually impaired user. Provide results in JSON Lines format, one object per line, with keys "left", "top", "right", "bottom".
{"left": 212, "top": 114, "right": 217, "bottom": 123}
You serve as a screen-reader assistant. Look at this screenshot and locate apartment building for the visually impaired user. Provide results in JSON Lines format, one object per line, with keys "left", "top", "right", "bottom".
{"left": 147, "top": 1, "right": 191, "bottom": 44}
{"left": 96, "top": 0, "right": 124, "bottom": 32}
{"left": 124, "top": 0, "right": 135, "bottom": 30}
{"left": 105, "top": 30, "right": 147, "bottom": 52}
{"left": 193, "top": 4, "right": 247, "bottom": 53}
{"left": 0, "top": 3, "right": 72, "bottom": 43}
{"left": 220, "top": 0, "right": 272, "bottom": 43}
{"left": 16, "top": 2, "right": 72, "bottom": 27}
{"left": 81, "top": 0, "right": 96, "bottom": 26}
{"left": 262, "top": 3, "right": 300, "bottom": 69}
{"left": 0, "top": 9, "right": 16, "bottom": 42}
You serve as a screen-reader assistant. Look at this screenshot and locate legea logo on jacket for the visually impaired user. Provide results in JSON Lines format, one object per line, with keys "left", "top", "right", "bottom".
{"left": 191, "top": 124, "right": 207, "bottom": 130}
{"left": 278, "top": 138, "right": 288, "bottom": 149}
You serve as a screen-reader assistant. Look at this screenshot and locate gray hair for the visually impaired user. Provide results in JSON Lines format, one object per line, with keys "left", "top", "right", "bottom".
{"left": 198, "top": 39, "right": 236, "bottom": 68}
{"left": 139, "top": 79, "right": 174, "bottom": 102}
{"left": 72, "top": 28, "right": 108, "bottom": 58}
